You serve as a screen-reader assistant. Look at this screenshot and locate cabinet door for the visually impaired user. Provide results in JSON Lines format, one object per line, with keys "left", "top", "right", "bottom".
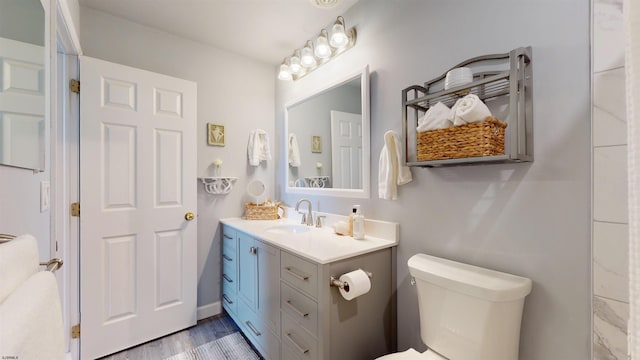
{"left": 256, "top": 240, "right": 281, "bottom": 333}
{"left": 238, "top": 232, "right": 257, "bottom": 309}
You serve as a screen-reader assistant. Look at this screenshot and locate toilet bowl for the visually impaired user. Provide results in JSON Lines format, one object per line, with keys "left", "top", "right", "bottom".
{"left": 376, "top": 253, "right": 532, "bottom": 360}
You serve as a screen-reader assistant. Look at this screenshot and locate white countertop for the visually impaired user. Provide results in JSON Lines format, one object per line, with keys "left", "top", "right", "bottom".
{"left": 220, "top": 216, "right": 398, "bottom": 264}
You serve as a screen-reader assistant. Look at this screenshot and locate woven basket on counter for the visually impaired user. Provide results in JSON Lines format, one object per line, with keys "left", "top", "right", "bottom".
{"left": 417, "top": 116, "right": 507, "bottom": 161}
{"left": 245, "top": 202, "right": 282, "bottom": 220}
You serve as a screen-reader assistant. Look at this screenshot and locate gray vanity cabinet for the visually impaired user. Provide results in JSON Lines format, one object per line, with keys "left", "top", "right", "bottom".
{"left": 228, "top": 229, "right": 281, "bottom": 360}
{"left": 280, "top": 248, "right": 396, "bottom": 360}
{"left": 221, "top": 224, "right": 396, "bottom": 360}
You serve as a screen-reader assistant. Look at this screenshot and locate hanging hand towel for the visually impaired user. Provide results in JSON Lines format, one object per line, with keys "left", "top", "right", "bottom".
{"left": 288, "top": 133, "right": 301, "bottom": 167}
{"left": 417, "top": 102, "right": 453, "bottom": 132}
{"left": 450, "top": 94, "right": 492, "bottom": 126}
{"left": 378, "top": 130, "right": 412, "bottom": 200}
{"left": 0, "top": 271, "right": 65, "bottom": 360}
{"left": 0, "top": 234, "right": 39, "bottom": 302}
{"left": 247, "top": 129, "right": 272, "bottom": 166}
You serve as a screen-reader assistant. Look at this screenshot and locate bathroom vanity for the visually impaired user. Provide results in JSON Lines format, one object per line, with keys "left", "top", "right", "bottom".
{"left": 220, "top": 216, "right": 398, "bottom": 360}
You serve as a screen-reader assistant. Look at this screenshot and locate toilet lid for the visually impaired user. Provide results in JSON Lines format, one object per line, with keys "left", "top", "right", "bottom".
{"left": 376, "top": 348, "right": 447, "bottom": 360}
{"left": 423, "top": 350, "right": 447, "bottom": 360}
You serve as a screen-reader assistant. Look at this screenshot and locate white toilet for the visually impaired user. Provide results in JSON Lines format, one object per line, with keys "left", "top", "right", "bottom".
{"left": 378, "top": 253, "right": 532, "bottom": 360}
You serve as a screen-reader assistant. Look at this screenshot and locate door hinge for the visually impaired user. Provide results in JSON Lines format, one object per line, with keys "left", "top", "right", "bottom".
{"left": 70, "top": 79, "right": 80, "bottom": 94}
{"left": 71, "top": 324, "right": 80, "bottom": 339}
{"left": 71, "top": 202, "right": 80, "bottom": 217}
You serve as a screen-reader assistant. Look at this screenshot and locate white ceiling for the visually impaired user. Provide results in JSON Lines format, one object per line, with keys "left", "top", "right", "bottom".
{"left": 79, "top": 0, "right": 359, "bottom": 65}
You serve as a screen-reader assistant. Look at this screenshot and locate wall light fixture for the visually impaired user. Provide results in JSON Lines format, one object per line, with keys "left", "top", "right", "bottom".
{"left": 278, "top": 16, "right": 356, "bottom": 81}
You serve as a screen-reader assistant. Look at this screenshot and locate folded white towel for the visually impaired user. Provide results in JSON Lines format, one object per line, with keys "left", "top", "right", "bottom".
{"left": 378, "top": 130, "right": 412, "bottom": 200}
{"left": 450, "top": 94, "right": 492, "bottom": 126}
{"left": 417, "top": 102, "right": 453, "bottom": 132}
{"left": 0, "top": 271, "right": 65, "bottom": 360}
{"left": 247, "top": 129, "right": 272, "bottom": 166}
{"left": 0, "top": 234, "right": 39, "bottom": 303}
{"left": 288, "top": 133, "right": 301, "bottom": 167}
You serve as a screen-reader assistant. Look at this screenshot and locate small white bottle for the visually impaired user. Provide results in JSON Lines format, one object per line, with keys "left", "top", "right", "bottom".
{"left": 352, "top": 206, "right": 365, "bottom": 240}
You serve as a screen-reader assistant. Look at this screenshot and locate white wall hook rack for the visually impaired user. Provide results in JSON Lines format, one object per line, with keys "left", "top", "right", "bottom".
{"left": 198, "top": 177, "right": 238, "bottom": 195}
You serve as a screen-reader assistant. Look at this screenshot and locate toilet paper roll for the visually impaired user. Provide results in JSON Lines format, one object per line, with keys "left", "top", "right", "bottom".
{"left": 338, "top": 269, "right": 371, "bottom": 301}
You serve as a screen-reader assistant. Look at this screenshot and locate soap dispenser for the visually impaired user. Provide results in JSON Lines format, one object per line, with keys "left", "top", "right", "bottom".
{"left": 353, "top": 206, "right": 365, "bottom": 240}
{"left": 348, "top": 206, "right": 357, "bottom": 237}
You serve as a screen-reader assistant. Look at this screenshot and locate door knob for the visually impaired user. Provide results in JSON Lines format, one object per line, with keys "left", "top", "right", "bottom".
{"left": 185, "top": 212, "right": 195, "bottom": 221}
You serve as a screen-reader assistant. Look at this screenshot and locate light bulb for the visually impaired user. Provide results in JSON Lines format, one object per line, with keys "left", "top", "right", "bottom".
{"left": 300, "top": 42, "right": 317, "bottom": 68}
{"left": 277, "top": 63, "right": 292, "bottom": 81}
{"left": 314, "top": 31, "right": 331, "bottom": 59}
{"left": 330, "top": 23, "right": 348, "bottom": 48}
{"left": 289, "top": 52, "right": 302, "bottom": 74}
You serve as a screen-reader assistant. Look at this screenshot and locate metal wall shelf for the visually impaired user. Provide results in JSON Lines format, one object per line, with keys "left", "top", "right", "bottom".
{"left": 402, "top": 47, "right": 533, "bottom": 167}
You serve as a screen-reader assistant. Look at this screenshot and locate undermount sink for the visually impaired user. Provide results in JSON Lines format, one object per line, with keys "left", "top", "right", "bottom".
{"left": 265, "top": 224, "right": 310, "bottom": 235}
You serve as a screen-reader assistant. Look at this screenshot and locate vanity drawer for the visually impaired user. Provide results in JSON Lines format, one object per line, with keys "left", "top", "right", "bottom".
{"left": 222, "top": 240, "right": 236, "bottom": 260}
{"left": 282, "top": 343, "right": 303, "bottom": 360}
{"left": 222, "top": 228, "right": 236, "bottom": 250}
{"left": 282, "top": 312, "right": 317, "bottom": 360}
{"left": 222, "top": 260, "right": 236, "bottom": 286}
{"left": 222, "top": 283, "right": 237, "bottom": 315}
{"left": 239, "top": 303, "right": 281, "bottom": 360}
{"left": 221, "top": 249, "right": 238, "bottom": 279}
{"left": 281, "top": 252, "right": 318, "bottom": 300}
{"left": 281, "top": 282, "right": 318, "bottom": 337}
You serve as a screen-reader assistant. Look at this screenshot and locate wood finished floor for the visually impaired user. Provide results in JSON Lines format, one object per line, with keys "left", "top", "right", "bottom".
{"left": 98, "top": 313, "right": 259, "bottom": 360}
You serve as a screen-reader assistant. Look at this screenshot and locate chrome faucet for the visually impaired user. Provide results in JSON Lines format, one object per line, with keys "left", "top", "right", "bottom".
{"left": 295, "top": 199, "right": 313, "bottom": 226}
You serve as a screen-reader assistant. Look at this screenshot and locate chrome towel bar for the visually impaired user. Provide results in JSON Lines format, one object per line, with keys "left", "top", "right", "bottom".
{"left": 0, "top": 233, "right": 16, "bottom": 243}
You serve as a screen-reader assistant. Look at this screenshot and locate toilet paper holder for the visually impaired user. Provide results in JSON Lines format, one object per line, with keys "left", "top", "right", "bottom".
{"left": 330, "top": 271, "right": 373, "bottom": 290}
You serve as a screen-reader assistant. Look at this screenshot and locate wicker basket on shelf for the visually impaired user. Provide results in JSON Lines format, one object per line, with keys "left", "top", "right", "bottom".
{"left": 245, "top": 202, "right": 282, "bottom": 220}
{"left": 417, "top": 116, "right": 507, "bottom": 161}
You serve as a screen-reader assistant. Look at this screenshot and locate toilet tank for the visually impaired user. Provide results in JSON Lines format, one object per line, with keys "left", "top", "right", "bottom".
{"left": 408, "top": 254, "right": 532, "bottom": 360}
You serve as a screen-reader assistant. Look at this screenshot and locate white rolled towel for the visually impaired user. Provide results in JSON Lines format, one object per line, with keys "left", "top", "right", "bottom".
{"left": 416, "top": 102, "right": 453, "bottom": 132}
{"left": 450, "top": 94, "right": 492, "bottom": 126}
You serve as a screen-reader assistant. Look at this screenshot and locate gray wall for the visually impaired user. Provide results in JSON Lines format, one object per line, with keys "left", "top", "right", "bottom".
{"left": 80, "top": 7, "right": 275, "bottom": 312}
{"left": 276, "top": 1, "right": 591, "bottom": 359}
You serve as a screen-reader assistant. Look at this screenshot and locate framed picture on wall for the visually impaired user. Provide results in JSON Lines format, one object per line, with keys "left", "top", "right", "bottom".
{"left": 207, "top": 123, "right": 225, "bottom": 146}
{"left": 311, "top": 135, "right": 321, "bottom": 153}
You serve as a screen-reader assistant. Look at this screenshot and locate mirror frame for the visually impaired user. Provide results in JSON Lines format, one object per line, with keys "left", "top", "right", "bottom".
{"left": 284, "top": 65, "right": 370, "bottom": 198}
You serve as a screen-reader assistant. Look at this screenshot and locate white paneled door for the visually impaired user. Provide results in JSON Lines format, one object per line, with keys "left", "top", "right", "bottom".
{"left": 330, "top": 110, "right": 362, "bottom": 189}
{"left": 79, "top": 56, "right": 197, "bottom": 359}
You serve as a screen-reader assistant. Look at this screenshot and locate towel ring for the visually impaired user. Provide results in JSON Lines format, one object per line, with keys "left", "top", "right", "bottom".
{"left": 40, "top": 258, "right": 63, "bottom": 272}
{"left": 1, "top": 234, "right": 63, "bottom": 272}
{"left": 0, "top": 233, "right": 16, "bottom": 244}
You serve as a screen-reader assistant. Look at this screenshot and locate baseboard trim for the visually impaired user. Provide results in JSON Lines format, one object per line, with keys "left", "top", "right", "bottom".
{"left": 197, "top": 301, "right": 222, "bottom": 320}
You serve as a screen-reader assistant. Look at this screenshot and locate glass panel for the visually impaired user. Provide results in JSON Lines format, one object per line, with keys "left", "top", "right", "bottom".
{"left": 0, "top": 0, "right": 46, "bottom": 171}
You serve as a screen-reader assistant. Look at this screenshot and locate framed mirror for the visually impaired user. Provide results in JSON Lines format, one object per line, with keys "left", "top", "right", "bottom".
{"left": 0, "top": 0, "right": 46, "bottom": 171}
{"left": 285, "top": 65, "right": 370, "bottom": 198}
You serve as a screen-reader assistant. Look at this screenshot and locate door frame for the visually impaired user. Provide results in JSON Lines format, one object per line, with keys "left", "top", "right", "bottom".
{"left": 51, "top": 1, "right": 82, "bottom": 359}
